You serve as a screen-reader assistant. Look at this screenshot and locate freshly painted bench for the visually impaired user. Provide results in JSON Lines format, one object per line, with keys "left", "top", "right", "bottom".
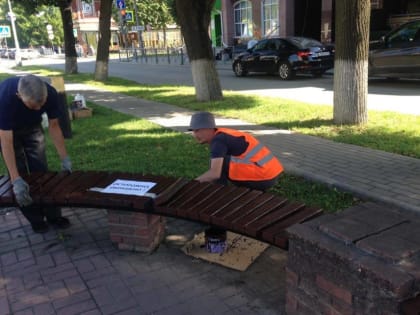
{"left": 0, "top": 171, "right": 323, "bottom": 251}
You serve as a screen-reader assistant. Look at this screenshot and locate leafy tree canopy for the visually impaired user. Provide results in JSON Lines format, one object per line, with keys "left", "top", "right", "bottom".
{"left": 1, "top": 2, "right": 63, "bottom": 47}
{"left": 116, "top": 0, "right": 175, "bottom": 29}
{"left": 11, "top": 0, "right": 65, "bottom": 14}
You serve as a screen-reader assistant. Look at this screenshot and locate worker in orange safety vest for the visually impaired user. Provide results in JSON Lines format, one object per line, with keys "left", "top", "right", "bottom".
{"left": 188, "top": 111, "right": 283, "bottom": 192}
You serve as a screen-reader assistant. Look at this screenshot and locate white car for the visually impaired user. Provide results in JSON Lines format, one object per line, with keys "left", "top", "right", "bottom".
{"left": 20, "top": 48, "right": 41, "bottom": 60}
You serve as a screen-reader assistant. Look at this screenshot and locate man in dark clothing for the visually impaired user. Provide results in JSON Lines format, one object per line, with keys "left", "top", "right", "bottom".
{"left": 0, "top": 74, "right": 72, "bottom": 233}
{"left": 189, "top": 111, "right": 283, "bottom": 192}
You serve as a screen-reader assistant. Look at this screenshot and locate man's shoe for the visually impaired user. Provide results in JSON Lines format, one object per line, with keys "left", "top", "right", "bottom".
{"left": 31, "top": 221, "right": 49, "bottom": 233}
{"left": 48, "top": 217, "right": 71, "bottom": 229}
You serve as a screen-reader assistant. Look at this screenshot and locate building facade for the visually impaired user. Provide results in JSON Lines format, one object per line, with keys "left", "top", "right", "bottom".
{"left": 215, "top": 0, "right": 420, "bottom": 48}
{"left": 71, "top": 0, "right": 120, "bottom": 54}
{"left": 71, "top": 0, "right": 420, "bottom": 53}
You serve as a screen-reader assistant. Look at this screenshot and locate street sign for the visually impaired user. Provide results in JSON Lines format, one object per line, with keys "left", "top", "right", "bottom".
{"left": 116, "top": 0, "right": 125, "bottom": 9}
{"left": 0, "top": 25, "right": 11, "bottom": 37}
{"left": 131, "top": 26, "right": 145, "bottom": 32}
{"left": 6, "top": 12, "right": 15, "bottom": 22}
{"left": 125, "top": 10, "right": 134, "bottom": 23}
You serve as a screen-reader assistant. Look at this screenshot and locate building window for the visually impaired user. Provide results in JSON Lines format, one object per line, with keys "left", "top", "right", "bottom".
{"left": 371, "top": 0, "right": 383, "bottom": 10}
{"left": 263, "top": 0, "right": 279, "bottom": 36}
{"left": 234, "top": 0, "right": 253, "bottom": 38}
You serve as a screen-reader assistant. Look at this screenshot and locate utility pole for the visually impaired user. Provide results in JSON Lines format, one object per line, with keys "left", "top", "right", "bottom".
{"left": 133, "top": 1, "right": 144, "bottom": 50}
{"left": 117, "top": 0, "right": 128, "bottom": 48}
{"left": 7, "top": 0, "right": 21, "bottom": 66}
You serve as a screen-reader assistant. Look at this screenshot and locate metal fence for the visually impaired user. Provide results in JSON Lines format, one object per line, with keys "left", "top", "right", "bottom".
{"left": 118, "top": 47, "right": 190, "bottom": 65}
{"left": 117, "top": 46, "right": 243, "bottom": 65}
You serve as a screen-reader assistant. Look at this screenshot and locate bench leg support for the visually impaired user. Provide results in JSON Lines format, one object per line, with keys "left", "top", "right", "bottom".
{"left": 108, "top": 210, "right": 166, "bottom": 253}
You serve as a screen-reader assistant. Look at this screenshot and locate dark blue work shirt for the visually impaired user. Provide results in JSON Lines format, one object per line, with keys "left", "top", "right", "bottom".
{"left": 0, "top": 77, "right": 60, "bottom": 130}
{"left": 210, "top": 130, "right": 249, "bottom": 158}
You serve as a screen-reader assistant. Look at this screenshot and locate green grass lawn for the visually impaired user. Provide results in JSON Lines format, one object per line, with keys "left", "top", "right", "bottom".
{"left": 5, "top": 68, "right": 416, "bottom": 213}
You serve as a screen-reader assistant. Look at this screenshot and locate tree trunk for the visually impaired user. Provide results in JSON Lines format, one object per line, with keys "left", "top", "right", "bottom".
{"left": 58, "top": 0, "right": 78, "bottom": 74}
{"left": 94, "top": 0, "right": 113, "bottom": 81}
{"left": 333, "top": 0, "right": 370, "bottom": 125}
{"left": 175, "top": 0, "right": 223, "bottom": 101}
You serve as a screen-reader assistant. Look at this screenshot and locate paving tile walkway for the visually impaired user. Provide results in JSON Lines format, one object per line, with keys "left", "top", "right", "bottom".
{"left": 0, "top": 207, "right": 287, "bottom": 315}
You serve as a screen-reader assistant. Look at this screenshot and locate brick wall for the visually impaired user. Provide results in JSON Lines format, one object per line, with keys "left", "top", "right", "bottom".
{"left": 286, "top": 202, "right": 420, "bottom": 315}
{"left": 108, "top": 210, "right": 166, "bottom": 253}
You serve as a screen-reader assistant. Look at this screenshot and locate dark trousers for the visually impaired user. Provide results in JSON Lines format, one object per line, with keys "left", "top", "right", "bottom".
{"left": 216, "top": 156, "right": 280, "bottom": 192}
{"left": 5, "top": 124, "right": 61, "bottom": 224}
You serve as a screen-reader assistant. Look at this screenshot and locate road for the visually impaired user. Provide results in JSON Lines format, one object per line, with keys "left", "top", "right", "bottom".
{"left": 5, "top": 55, "right": 420, "bottom": 115}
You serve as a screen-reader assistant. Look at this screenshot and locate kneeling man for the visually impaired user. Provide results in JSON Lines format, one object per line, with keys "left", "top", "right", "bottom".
{"left": 189, "top": 111, "right": 283, "bottom": 192}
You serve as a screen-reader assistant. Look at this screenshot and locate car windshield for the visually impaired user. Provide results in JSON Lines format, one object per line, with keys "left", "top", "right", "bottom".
{"left": 253, "top": 40, "right": 269, "bottom": 51}
{"left": 287, "top": 37, "right": 323, "bottom": 48}
{"left": 387, "top": 20, "right": 420, "bottom": 44}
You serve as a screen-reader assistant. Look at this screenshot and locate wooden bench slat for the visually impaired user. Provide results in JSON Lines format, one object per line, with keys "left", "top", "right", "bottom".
{"left": 209, "top": 189, "right": 264, "bottom": 227}
{"left": 231, "top": 196, "right": 288, "bottom": 233}
{"left": 166, "top": 184, "right": 238, "bottom": 221}
{"left": 23, "top": 171, "right": 52, "bottom": 185}
{"left": 28, "top": 172, "right": 60, "bottom": 192}
{"left": 168, "top": 184, "right": 226, "bottom": 218}
{"left": 42, "top": 171, "right": 119, "bottom": 206}
{"left": 35, "top": 172, "right": 74, "bottom": 203}
{"left": 165, "top": 181, "right": 203, "bottom": 208}
{"left": 261, "top": 206, "right": 324, "bottom": 246}
{"left": 192, "top": 186, "right": 247, "bottom": 222}
{"left": 244, "top": 202, "right": 306, "bottom": 237}
{"left": 165, "top": 181, "right": 212, "bottom": 209}
{"left": 23, "top": 172, "right": 58, "bottom": 203}
{"left": 44, "top": 171, "right": 96, "bottom": 203}
{"left": 153, "top": 177, "right": 191, "bottom": 206}
{"left": 219, "top": 194, "right": 275, "bottom": 231}
{"left": 47, "top": 171, "right": 93, "bottom": 199}
{"left": 173, "top": 182, "right": 218, "bottom": 210}
{"left": 198, "top": 186, "right": 250, "bottom": 223}
{"left": 70, "top": 191, "right": 152, "bottom": 211}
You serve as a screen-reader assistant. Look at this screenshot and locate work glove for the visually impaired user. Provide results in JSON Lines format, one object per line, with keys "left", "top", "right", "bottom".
{"left": 61, "top": 156, "right": 72, "bottom": 173}
{"left": 12, "top": 177, "right": 33, "bottom": 207}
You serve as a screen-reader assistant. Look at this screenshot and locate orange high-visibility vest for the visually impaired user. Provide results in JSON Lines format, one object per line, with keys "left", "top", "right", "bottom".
{"left": 215, "top": 128, "right": 283, "bottom": 181}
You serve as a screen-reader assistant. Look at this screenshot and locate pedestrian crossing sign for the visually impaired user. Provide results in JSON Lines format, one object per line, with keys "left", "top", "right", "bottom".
{"left": 0, "top": 25, "right": 11, "bottom": 38}
{"left": 125, "top": 10, "right": 134, "bottom": 23}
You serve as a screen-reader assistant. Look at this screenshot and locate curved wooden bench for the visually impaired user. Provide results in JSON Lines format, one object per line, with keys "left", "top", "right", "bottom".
{"left": 0, "top": 171, "right": 323, "bottom": 249}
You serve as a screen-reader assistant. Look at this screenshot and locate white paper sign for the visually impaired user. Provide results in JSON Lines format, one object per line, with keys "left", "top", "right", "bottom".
{"left": 101, "top": 179, "right": 156, "bottom": 196}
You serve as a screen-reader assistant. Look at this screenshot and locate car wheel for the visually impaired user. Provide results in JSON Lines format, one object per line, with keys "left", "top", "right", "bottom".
{"left": 233, "top": 61, "right": 248, "bottom": 77}
{"left": 278, "top": 62, "right": 294, "bottom": 80}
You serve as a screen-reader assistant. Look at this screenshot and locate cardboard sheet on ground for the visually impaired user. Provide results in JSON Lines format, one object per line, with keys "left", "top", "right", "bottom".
{"left": 181, "top": 231, "right": 269, "bottom": 271}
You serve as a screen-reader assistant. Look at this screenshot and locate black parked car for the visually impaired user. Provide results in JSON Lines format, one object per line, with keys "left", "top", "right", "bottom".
{"left": 369, "top": 19, "right": 420, "bottom": 79}
{"left": 232, "top": 36, "right": 335, "bottom": 80}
